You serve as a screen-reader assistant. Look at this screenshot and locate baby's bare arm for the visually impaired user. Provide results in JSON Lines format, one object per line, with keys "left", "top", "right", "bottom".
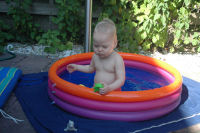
{"left": 76, "top": 64, "right": 94, "bottom": 73}
{"left": 109, "top": 55, "right": 125, "bottom": 91}
{"left": 67, "top": 56, "right": 95, "bottom": 73}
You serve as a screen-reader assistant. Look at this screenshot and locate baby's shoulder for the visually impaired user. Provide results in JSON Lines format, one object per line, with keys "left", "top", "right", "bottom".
{"left": 113, "top": 52, "right": 123, "bottom": 61}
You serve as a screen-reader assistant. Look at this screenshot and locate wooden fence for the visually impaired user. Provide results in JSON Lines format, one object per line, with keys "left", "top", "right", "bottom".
{"left": 0, "top": 0, "right": 58, "bottom": 15}
{"left": 0, "top": 0, "right": 199, "bottom": 30}
{"left": 0, "top": 0, "right": 102, "bottom": 31}
{"left": 0, "top": 0, "right": 59, "bottom": 30}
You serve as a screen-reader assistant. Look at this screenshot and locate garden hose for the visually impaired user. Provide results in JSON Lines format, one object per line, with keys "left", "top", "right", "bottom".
{"left": 0, "top": 49, "right": 16, "bottom": 61}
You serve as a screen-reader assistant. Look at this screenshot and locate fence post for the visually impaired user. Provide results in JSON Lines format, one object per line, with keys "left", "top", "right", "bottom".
{"left": 85, "top": 0, "right": 92, "bottom": 53}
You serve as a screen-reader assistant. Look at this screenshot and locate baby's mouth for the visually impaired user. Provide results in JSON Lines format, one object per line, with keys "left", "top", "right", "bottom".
{"left": 97, "top": 53, "right": 103, "bottom": 56}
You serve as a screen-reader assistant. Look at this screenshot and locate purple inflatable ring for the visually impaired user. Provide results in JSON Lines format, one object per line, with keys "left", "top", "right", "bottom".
{"left": 48, "top": 88, "right": 181, "bottom": 121}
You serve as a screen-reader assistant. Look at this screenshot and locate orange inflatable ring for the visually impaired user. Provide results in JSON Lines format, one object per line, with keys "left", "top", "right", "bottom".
{"left": 48, "top": 52, "right": 182, "bottom": 102}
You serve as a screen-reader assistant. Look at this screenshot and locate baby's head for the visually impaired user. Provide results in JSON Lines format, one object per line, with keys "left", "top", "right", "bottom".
{"left": 93, "top": 18, "right": 117, "bottom": 58}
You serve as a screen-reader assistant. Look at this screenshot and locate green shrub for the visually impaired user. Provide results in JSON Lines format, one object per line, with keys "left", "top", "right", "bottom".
{"left": 6, "top": 0, "right": 41, "bottom": 43}
{"left": 2, "top": 0, "right": 200, "bottom": 53}
{"left": 38, "top": 0, "right": 85, "bottom": 53}
{"left": 98, "top": 0, "right": 200, "bottom": 53}
{"left": 52, "top": 0, "right": 85, "bottom": 44}
{"left": 0, "top": 20, "right": 14, "bottom": 45}
{"left": 38, "top": 30, "right": 73, "bottom": 54}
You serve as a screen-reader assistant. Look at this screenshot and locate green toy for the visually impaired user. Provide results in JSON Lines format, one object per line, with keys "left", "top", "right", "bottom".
{"left": 93, "top": 83, "right": 104, "bottom": 92}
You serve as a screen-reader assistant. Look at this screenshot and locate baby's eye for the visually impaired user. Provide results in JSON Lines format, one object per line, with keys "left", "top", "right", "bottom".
{"left": 94, "top": 45, "right": 99, "bottom": 48}
{"left": 103, "top": 46, "right": 108, "bottom": 49}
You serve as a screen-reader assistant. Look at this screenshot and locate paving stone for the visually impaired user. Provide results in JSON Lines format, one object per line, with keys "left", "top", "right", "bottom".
{"left": 0, "top": 54, "right": 52, "bottom": 133}
{"left": 0, "top": 93, "right": 36, "bottom": 133}
{"left": 15, "top": 55, "right": 53, "bottom": 74}
{"left": 0, "top": 54, "right": 27, "bottom": 68}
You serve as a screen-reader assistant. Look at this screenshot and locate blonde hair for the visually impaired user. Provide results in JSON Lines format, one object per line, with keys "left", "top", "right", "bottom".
{"left": 94, "top": 18, "right": 117, "bottom": 39}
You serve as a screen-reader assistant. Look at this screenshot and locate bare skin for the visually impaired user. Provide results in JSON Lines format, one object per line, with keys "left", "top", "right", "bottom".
{"left": 67, "top": 28, "right": 125, "bottom": 95}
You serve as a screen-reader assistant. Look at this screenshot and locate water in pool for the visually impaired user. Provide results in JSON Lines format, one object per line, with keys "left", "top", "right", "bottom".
{"left": 59, "top": 66, "right": 170, "bottom": 91}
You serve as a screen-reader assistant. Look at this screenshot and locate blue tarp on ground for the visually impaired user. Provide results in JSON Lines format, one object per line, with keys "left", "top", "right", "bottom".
{"left": 15, "top": 72, "right": 200, "bottom": 133}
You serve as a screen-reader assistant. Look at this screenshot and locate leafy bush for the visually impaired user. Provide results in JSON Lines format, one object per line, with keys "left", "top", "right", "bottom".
{"left": 6, "top": 0, "right": 41, "bottom": 43}
{"left": 1, "top": 0, "right": 199, "bottom": 54}
{"left": 52, "top": 0, "right": 85, "bottom": 43}
{"left": 97, "top": 0, "right": 200, "bottom": 53}
{"left": 38, "top": 30, "right": 72, "bottom": 54}
{"left": 0, "top": 19, "right": 13, "bottom": 54}
{"left": 37, "top": 0, "right": 85, "bottom": 53}
{"left": 0, "top": 20, "right": 14, "bottom": 45}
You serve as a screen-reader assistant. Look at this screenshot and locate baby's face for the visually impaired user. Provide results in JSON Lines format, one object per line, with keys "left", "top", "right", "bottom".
{"left": 93, "top": 32, "right": 116, "bottom": 58}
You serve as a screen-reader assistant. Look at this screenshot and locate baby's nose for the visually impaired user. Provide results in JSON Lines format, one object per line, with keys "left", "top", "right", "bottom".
{"left": 98, "top": 47, "right": 103, "bottom": 52}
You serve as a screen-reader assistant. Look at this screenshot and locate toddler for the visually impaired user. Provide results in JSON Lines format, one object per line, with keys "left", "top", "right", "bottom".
{"left": 67, "top": 18, "right": 125, "bottom": 95}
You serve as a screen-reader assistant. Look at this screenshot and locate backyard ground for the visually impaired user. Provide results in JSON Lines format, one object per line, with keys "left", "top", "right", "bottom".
{"left": 0, "top": 50, "right": 200, "bottom": 133}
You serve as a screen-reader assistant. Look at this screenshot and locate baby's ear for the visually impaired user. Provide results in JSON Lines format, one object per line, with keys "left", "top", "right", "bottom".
{"left": 114, "top": 40, "right": 118, "bottom": 48}
{"left": 114, "top": 35, "right": 118, "bottom": 48}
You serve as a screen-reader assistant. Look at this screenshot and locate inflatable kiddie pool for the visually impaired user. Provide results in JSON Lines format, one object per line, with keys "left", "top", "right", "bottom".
{"left": 48, "top": 52, "right": 182, "bottom": 121}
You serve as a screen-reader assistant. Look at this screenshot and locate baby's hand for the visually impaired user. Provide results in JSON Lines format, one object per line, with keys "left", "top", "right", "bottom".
{"left": 99, "top": 83, "right": 110, "bottom": 95}
{"left": 66, "top": 64, "right": 77, "bottom": 73}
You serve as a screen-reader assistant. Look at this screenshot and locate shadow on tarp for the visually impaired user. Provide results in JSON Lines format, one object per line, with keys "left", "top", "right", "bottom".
{"left": 15, "top": 72, "right": 200, "bottom": 133}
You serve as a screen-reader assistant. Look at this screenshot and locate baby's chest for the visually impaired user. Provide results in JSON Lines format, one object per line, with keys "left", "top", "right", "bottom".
{"left": 95, "top": 61, "right": 115, "bottom": 72}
